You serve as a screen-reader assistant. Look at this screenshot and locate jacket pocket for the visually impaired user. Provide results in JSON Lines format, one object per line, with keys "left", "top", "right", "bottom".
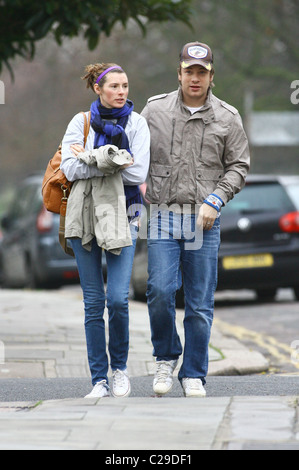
{"left": 146, "top": 163, "right": 172, "bottom": 204}
{"left": 196, "top": 169, "right": 224, "bottom": 203}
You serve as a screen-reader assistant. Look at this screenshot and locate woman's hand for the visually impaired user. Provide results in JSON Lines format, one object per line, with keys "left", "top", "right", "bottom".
{"left": 119, "top": 158, "right": 134, "bottom": 170}
{"left": 71, "top": 144, "right": 134, "bottom": 170}
{"left": 70, "top": 144, "right": 85, "bottom": 157}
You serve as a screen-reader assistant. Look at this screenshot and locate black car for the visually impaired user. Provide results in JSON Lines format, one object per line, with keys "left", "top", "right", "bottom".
{"left": 218, "top": 175, "right": 299, "bottom": 301}
{"left": 131, "top": 175, "right": 299, "bottom": 302}
{"left": 0, "top": 174, "right": 79, "bottom": 288}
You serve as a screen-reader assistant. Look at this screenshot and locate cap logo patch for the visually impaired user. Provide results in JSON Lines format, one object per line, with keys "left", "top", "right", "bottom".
{"left": 188, "top": 46, "right": 208, "bottom": 59}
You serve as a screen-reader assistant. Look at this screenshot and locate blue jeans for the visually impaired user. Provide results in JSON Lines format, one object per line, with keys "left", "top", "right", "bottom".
{"left": 147, "top": 211, "right": 221, "bottom": 385}
{"left": 71, "top": 226, "right": 137, "bottom": 385}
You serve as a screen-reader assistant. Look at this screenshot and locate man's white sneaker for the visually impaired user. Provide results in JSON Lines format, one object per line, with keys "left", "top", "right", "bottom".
{"left": 112, "top": 369, "right": 131, "bottom": 398}
{"left": 84, "top": 380, "right": 110, "bottom": 398}
{"left": 153, "top": 360, "right": 178, "bottom": 395}
{"left": 182, "top": 378, "right": 206, "bottom": 398}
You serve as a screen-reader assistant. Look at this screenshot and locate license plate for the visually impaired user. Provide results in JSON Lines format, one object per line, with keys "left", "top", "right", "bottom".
{"left": 222, "top": 254, "right": 274, "bottom": 270}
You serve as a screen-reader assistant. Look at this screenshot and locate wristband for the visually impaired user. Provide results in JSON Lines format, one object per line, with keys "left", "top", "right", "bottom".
{"left": 203, "top": 193, "right": 224, "bottom": 212}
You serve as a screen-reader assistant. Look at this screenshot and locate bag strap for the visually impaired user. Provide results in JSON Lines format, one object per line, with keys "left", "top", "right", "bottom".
{"left": 81, "top": 111, "right": 91, "bottom": 147}
{"left": 59, "top": 199, "right": 72, "bottom": 256}
{"left": 59, "top": 111, "right": 91, "bottom": 257}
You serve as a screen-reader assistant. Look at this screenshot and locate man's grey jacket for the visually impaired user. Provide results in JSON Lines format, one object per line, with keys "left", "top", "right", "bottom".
{"left": 141, "top": 88, "right": 250, "bottom": 208}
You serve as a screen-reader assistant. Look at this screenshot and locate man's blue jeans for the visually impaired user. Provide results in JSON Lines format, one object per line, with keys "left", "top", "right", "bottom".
{"left": 71, "top": 227, "right": 137, "bottom": 386}
{"left": 147, "top": 211, "right": 221, "bottom": 385}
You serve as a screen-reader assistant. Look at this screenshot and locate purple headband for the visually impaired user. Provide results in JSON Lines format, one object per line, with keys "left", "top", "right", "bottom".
{"left": 95, "top": 66, "right": 123, "bottom": 85}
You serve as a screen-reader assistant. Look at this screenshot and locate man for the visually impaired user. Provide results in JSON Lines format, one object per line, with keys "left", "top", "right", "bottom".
{"left": 141, "top": 42, "right": 250, "bottom": 397}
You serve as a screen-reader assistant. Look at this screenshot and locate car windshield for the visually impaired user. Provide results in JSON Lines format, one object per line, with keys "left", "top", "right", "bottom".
{"left": 222, "top": 182, "right": 294, "bottom": 214}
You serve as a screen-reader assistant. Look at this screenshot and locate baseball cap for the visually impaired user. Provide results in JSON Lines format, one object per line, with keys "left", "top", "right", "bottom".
{"left": 180, "top": 42, "right": 213, "bottom": 71}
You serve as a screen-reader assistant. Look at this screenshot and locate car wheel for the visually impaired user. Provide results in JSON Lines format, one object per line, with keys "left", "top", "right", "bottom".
{"left": 255, "top": 288, "right": 277, "bottom": 302}
{"left": 130, "top": 282, "right": 146, "bottom": 302}
{"left": 293, "top": 287, "right": 299, "bottom": 301}
{"left": 25, "top": 256, "right": 40, "bottom": 289}
{"left": 176, "top": 288, "right": 185, "bottom": 309}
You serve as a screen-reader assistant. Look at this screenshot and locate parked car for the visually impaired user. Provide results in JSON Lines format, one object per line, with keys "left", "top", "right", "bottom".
{"left": 0, "top": 174, "right": 79, "bottom": 289}
{"left": 0, "top": 228, "right": 4, "bottom": 285}
{"left": 131, "top": 175, "right": 299, "bottom": 302}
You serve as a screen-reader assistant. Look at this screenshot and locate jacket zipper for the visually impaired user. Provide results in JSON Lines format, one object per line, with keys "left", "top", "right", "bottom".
{"left": 199, "top": 121, "right": 206, "bottom": 160}
{"left": 170, "top": 118, "right": 176, "bottom": 154}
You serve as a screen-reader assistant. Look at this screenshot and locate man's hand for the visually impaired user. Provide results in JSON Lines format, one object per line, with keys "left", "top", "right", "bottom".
{"left": 197, "top": 203, "right": 218, "bottom": 231}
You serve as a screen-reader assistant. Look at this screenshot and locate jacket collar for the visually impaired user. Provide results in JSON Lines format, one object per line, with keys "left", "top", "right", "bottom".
{"left": 177, "top": 87, "right": 216, "bottom": 124}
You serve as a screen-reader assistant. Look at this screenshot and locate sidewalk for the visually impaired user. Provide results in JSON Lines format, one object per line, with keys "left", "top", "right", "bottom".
{"left": 0, "top": 287, "right": 269, "bottom": 380}
{"left": 0, "top": 287, "right": 298, "bottom": 450}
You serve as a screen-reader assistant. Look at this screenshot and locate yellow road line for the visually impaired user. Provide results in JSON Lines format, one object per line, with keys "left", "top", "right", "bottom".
{"left": 214, "top": 318, "right": 299, "bottom": 369}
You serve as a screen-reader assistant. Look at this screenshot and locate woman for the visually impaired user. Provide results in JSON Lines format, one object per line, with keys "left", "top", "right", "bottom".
{"left": 60, "top": 63, "right": 150, "bottom": 398}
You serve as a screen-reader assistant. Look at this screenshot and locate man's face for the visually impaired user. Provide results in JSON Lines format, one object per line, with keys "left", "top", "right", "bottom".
{"left": 178, "top": 65, "right": 213, "bottom": 106}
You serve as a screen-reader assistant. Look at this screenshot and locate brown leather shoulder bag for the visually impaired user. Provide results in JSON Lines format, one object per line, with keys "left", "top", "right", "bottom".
{"left": 41, "top": 111, "right": 91, "bottom": 256}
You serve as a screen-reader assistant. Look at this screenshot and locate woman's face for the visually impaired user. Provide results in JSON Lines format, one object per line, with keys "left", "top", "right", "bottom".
{"left": 95, "top": 72, "right": 129, "bottom": 108}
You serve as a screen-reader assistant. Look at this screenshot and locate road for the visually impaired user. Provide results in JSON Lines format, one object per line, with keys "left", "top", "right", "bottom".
{"left": 0, "top": 286, "right": 298, "bottom": 450}
{"left": 0, "top": 375, "right": 299, "bottom": 402}
{"left": 0, "top": 285, "right": 298, "bottom": 402}
{"left": 214, "top": 288, "right": 299, "bottom": 375}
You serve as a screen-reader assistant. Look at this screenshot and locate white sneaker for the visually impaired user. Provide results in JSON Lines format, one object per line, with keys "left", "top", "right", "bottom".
{"left": 84, "top": 380, "right": 110, "bottom": 398}
{"left": 153, "top": 360, "right": 178, "bottom": 395}
{"left": 112, "top": 369, "right": 131, "bottom": 398}
{"left": 182, "top": 378, "right": 206, "bottom": 398}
